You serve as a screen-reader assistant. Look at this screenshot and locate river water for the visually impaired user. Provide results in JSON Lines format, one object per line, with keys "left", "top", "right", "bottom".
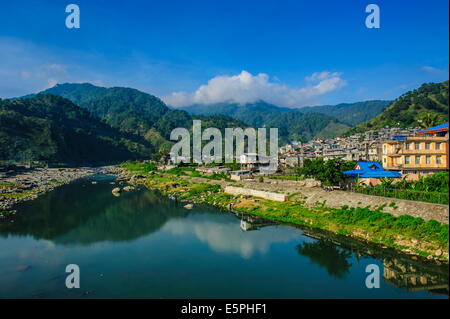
{"left": 0, "top": 175, "right": 448, "bottom": 298}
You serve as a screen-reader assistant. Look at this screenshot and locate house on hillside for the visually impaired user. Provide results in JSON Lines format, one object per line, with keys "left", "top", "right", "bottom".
{"left": 344, "top": 161, "right": 402, "bottom": 186}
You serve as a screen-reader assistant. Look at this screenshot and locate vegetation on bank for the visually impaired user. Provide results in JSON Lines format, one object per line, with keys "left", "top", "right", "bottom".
{"left": 121, "top": 166, "right": 449, "bottom": 262}
{"left": 354, "top": 172, "right": 449, "bottom": 204}
{"left": 296, "top": 158, "right": 356, "bottom": 185}
{"left": 121, "top": 161, "right": 237, "bottom": 181}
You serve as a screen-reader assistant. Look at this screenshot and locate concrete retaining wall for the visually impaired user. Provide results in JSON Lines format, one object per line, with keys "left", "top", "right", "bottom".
{"left": 225, "top": 186, "right": 287, "bottom": 202}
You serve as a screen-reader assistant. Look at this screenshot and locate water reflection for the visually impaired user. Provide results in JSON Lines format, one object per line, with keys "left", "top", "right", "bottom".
{"left": 163, "top": 216, "right": 298, "bottom": 259}
{"left": 0, "top": 175, "right": 448, "bottom": 297}
{"left": 297, "top": 229, "right": 449, "bottom": 295}
{"left": 0, "top": 176, "right": 187, "bottom": 244}
{"left": 383, "top": 258, "right": 449, "bottom": 294}
{"left": 296, "top": 240, "right": 353, "bottom": 279}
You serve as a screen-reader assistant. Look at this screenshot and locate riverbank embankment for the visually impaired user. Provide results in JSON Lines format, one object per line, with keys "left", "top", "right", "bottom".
{"left": 115, "top": 165, "right": 448, "bottom": 263}
{"left": 209, "top": 178, "right": 449, "bottom": 224}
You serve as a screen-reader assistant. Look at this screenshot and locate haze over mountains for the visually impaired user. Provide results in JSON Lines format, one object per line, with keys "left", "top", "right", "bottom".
{"left": 1, "top": 81, "right": 448, "bottom": 164}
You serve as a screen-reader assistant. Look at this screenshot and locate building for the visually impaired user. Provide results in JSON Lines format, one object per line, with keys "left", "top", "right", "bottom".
{"left": 381, "top": 123, "right": 449, "bottom": 178}
{"left": 344, "top": 161, "right": 402, "bottom": 186}
{"left": 239, "top": 153, "right": 278, "bottom": 174}
{"left": 283, "top": 155, "right": 302, "bottom": 167}
{"left": 196, "top": 166, "right": 230, "bottom": 176}
{"left": 229, "top": 170, "right": 253, "bottom": 181}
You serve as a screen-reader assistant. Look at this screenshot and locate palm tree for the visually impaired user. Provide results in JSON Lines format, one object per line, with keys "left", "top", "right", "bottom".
{"left": 418, "top": 112, "right": 440, "bottom": 129}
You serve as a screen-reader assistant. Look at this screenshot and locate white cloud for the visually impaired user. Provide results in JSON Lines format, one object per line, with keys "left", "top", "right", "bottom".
{"left": 162, "top": 217, "right": 299, "bottom": 259}
{"left": 421, "top": 65, "right": 445, "bottom": 74}
{"left": 163, "top": 70, "right": 346, "bottom": 108}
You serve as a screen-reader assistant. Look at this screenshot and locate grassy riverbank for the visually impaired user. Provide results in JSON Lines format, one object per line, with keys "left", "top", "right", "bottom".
{"left": 120, "top": 165, "right": 449, "bottom": 262}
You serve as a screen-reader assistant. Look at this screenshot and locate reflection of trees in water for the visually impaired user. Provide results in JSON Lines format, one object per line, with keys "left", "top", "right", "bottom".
{"left": 296, "top": 240, "right": 353, "bottom": 279}
{"left": 0, "top": 180, "right": 189, "bottom": 244}
{"left": 54, "top": 191, "right": 188, "bottom": 245}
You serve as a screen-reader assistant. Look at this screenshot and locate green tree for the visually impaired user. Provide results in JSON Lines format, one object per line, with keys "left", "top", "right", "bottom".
{"left": 297, "top": 158, "right": 355, "bottom": 186}
{"left": 418, "top": 112, "right": 440, "bottom": 129}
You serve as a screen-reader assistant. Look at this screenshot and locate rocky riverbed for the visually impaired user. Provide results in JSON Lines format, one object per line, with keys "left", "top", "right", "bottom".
{"left": 0, "top": 167, "right": 96, "bottom": 215}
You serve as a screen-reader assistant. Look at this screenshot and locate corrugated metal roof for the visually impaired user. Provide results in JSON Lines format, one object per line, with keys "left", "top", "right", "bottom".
{"left": 417, "top": 122, "right": 449, "bottom": 134}
{"left": 344, "top": 161, "right": 401, "bottom": 178}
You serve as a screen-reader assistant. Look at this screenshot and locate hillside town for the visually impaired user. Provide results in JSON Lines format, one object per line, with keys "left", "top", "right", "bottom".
{"left": 161, "top": 122, "right": 449, "bottom": 184}
{"left": 278, "top": 123, "right": 449, "bottom": 181}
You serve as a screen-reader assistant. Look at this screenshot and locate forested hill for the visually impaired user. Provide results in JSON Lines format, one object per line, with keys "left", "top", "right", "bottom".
{"left": 180, "top": 99, "right": 394, "bottom": 142}
{"left": 39, "top": 83, "right": 169, "bottom": 136}
{"left": 264, "top": 111, "right": 350, "bottom": 143}
{"left": 299, "top": 100, "right": 391, "bottom": 126}
{"left": 25, "top": 83, "right": 252, "bottom": 156}
{"left": 352, "top": 81, "right": 449, "bottom": 132}
{"left": 0, "top": 94, "right": 154, "bottom": 164}
{"left": 181, "top": 101, "right": 351, "bottom": 142}
{"left": 181, "top": 100, "right": 389, "bottom": 127}
{"left": 181, "top": 101, "right": 291, "bottom": 128}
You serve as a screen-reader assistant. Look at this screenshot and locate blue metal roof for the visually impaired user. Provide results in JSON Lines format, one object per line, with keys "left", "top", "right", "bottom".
{"left": 344, "top": 161, "right": 401, "bottom": 178}
{"left": 417, "top": 122, "right": 449, "bottom": 134}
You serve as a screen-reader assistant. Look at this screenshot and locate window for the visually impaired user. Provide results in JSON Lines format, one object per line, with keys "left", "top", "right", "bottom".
{"left": 415, "top": 156, "right": 421, "bottom": 165}
{"left": 405, "top": 143, "right": 410, "bottom": 150}
{"left": 436, "top": 143, "right": 441, "bottom": 150}
{"left": 426, "top": 156, "right": 431, "bottom": 164}
{"left": 436, "top": 156, "right": 442, "bottom": 164}
{"left": 404, "top": 156, "right": 410, "bottom": 164}
{"left": 383, "top": 145, "right": 386, "bottom": 152}
{"left": 425, "top": 142, "right": 430, "bottom": 150}
{"left": 383, "top": 158, "right": 386, "bottom": 163}
{"left": 414, "top": 143, "right": 420, "bottom": 150}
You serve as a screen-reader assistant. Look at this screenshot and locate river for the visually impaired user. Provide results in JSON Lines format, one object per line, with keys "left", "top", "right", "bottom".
{"left": 0, "top": 175, "right": 447, "bottom": 298}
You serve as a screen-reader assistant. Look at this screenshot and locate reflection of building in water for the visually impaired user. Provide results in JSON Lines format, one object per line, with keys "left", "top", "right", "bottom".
{"left": 237, "top": 213, "right": 277, "bottom": 232}
{"left": 301, "top": 229, "right": 448, "bottom": 295}
{"left": 383, "top": 258, "right": 449, "bottom": 294}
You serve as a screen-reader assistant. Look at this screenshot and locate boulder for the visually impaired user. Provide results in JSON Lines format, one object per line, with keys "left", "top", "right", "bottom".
{"left": 123, "top": 186, "right": 135, "bottom": 192}
{"left": 112, "top": 187, "right": 121, "bottom": 196}
{"left": 184, "top": 204, "right": 194, "bottom": 210}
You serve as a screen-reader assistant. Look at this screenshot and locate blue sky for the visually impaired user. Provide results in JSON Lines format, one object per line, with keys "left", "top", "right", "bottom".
{"left": 0, "top": 0, "right": 448, "bottom": 107}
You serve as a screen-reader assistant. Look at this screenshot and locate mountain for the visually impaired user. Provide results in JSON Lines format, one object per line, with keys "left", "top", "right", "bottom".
{"left": 181, "top": 100, "right": 389, "bottom": 127}
{"left": 26, "top": 83, "right": 251, "bottom": 155}
{"left": 0, "top": 94, "right": 153, "bottom": 164}
{"left": 181, "top": 101, "right": 292, "bottom": 127}
{"left": 181, "top": 101, "right": 352, "bottom": 142}
{"left": 299, "top": 100, "right": 391, "bottom": 126}
{"left": 39, "top": 83, "right": 169, "bottom": 136}
{"left": 264, "top": 111, "right": 350, "bottom": 143}
{"left": 352, "top": 81, "right": 449, "bottom": 132}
